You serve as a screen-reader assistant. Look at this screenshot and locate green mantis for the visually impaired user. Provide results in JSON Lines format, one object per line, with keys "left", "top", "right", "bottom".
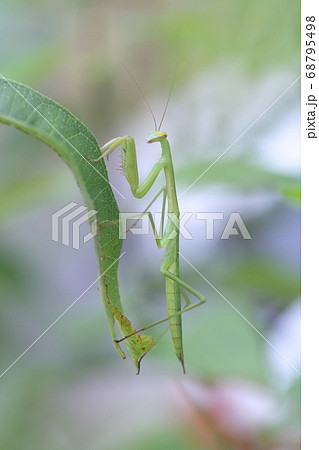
{"left": 93, "top": 120, "right": 205, "bottom": 372}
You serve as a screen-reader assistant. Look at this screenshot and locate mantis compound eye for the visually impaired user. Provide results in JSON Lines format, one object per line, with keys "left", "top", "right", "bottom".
{"left": 147, "top": 130, "right": 167, "bottom": 144}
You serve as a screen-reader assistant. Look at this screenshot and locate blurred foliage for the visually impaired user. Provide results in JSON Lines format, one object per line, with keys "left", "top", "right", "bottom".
{"left": 0, "top": 0, "right": 300, "bottom": 449}
{"left": 176, "top": 155, "right": 300, "bottom": 196}
{"left": 144, "top": 0, "right": 300, "bottom": 75}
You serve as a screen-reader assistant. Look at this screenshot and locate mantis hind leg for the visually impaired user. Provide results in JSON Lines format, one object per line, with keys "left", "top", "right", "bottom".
{"left": 114, "top": 265, "right": 205, "bottom": 373}
{"left": 115, "top": 261, "right": 205, "bottom": 344}
{"left": 115, "top": 278, "right": 205, "bottom": 342}
{"left": 160, "top": 266, "right": 205, "bottom": 302}
{"left": 181, "top": 290, "right": 191, "bottom": 307}
{"left": 114, "top": 297, "right": 205, "bottom": 344}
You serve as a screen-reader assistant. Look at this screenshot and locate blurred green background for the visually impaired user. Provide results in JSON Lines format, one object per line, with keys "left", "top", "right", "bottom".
{"left": 0, "top": 1, "right": 300, "bottom": 449}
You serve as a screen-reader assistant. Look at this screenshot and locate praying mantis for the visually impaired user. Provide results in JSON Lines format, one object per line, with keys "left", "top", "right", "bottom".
{"left": 92, "top": 82, "right": 205, "bottom": 372}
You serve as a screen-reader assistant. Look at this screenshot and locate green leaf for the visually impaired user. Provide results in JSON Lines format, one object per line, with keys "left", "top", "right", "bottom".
{"left": 0, "top": 78, "right": 154, "bottom": 369}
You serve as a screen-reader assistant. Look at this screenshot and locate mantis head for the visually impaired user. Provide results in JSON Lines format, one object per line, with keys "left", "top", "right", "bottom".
{"left": 147, "top": 130, "right": 167, "bottom": 144}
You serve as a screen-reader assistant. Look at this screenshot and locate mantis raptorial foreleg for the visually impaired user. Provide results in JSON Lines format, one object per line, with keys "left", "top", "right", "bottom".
{"left": 90, "top": 137, "right": 127, "bottom": 161}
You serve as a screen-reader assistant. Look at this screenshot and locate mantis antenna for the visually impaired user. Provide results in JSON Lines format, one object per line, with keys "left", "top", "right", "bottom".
{"left": 119, "top": 62, "right": 158, "bottom": 130}
{"left": 158, "top": 64, "right": 177, "bottom": 130}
